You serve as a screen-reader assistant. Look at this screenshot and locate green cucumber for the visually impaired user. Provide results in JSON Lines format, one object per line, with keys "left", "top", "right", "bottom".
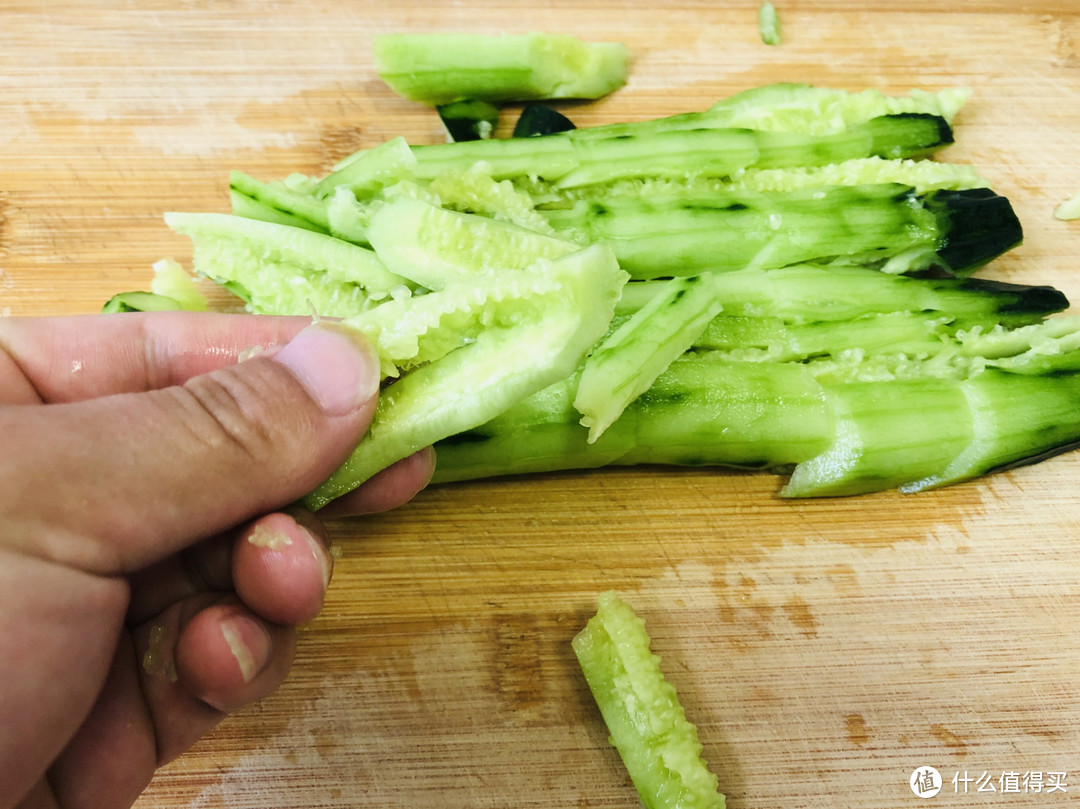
{"left": 164, "top": 212, "right": 411, "bottom": 316}
{"left": 315, "top": 136, "right": 418, "bottom": 199}
{"left": 405, "top": 113, "right": 953, "bottom": 186}
{"left": 229, "top": 171, "right": 330, "bottom": 233}
{"left": 433, "top": 358, "right": 833, "bottom": 482}
{"left": 911, "top": 369, "right": 1080, "bottom": 491}
{"left": 575, "top": 275, "right": 723, "bottom": 441}
{"left": 304, "top": 244, "right": 627, "bottom": 509}
{"left": 758, "top": 0, "right": 781, "bottom": 45}
{"left": 373, "top": 32, "right": 629, "bottom": 105}
{"left": 613, "top": 265, "right": 1066, "bottom": 326}
{"left": 567, "top": 84, "right": 968, "bottom": 142}
{"left": 573, "top": 592, "right": 726, "bottom": 809}
{"left": 782, "top": 377, "right": 975, "bottom": 496}
{"left": 366, "top": 197, "right": 577, "bottom": 289}
{"left": 541, "top": 184, "right": 1019, "bottom": 278}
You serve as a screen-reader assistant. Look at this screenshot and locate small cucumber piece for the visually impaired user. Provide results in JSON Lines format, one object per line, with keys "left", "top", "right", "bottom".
{"left": 513, "top": 104, "right": 577, "bottom": 137}
{"left": 575, "top": 275, "right": 722, "bottom": 442}
{"left": 102, "top": 291, "right": 186, "bottom": 313}
{"left": 573, "top": 592, "right": 726, "bottom": 809}
{"left": 373, "top": 32, "right": 629, "bottom": 105}
{"left": 437, "top": 99, "right": 500, "bottom": 142}
{"left": 758, "top": 1, "right": 781, "bottom": 45}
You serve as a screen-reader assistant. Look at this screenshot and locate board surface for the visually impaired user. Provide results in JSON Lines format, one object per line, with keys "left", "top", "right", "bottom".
{"left": 3, "top": 2, "right": 1080, "bottom": 807}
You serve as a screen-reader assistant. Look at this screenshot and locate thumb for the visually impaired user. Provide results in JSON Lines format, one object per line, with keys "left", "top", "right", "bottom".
{"left": 2, "top": 323, "right": 379, "bottom": 575}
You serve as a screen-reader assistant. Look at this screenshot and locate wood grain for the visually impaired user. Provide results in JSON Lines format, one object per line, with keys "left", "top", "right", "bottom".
{"left": 3, "top": 2, "right": 1080, "bottom": 807}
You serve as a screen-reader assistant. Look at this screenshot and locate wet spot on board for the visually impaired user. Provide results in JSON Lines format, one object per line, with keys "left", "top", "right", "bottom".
{"left": 782, "top": 596, "right": 818, "bottom": 638}
{"left": 930, "top": 723, "right": 969, "bottom": 757}
{"left": 845, "top": 713, "right": 870, "bottom": 747}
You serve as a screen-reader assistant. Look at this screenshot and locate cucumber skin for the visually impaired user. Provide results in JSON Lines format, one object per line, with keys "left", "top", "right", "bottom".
{"left": 433, "top": 360, "right": 834, "bottom": 483}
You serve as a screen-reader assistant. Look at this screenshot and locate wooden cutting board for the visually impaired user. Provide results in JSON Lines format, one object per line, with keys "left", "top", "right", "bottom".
{"left": 4, "top": 2, "right": 1080, "bottom": 807}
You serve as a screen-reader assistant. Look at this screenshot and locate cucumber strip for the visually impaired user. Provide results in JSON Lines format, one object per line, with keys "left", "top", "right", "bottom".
{"left": 617, "top": 266, "right": 1067, "bottom": 327}
{"left": 568, "top": 83, "right": 969, "bottom": 141}
{"left": 527, "top": 156, "right": 989, "bottom": 211}
{"left": 556, "top": 114, "right": 952, "bottom": 189}
{"left": 366, "top": 197, "right": 577, "bottom": 290}
{"left": 304, "top": 244, "right": 627, "bottom": 509}
{"left": 432, "top": 358, "right": 833, "bottom": 483}
{"left": 343, "top": 261, "right": 579, "bottom": 379}
{"left": 575, "top": 275, "right": 723, "bottom": 442}
{"left": 373, "top": 32, "right": 629, "bottom": 105}
{"left": 572, "top": 592, "right": 726, "bottom": 809}
{"left": 694, "top": 311, "right": 956, "bottom": 362}
{"left": 407, "top": 113, "right": 952, "bottom": 186}
{"left": 706, "top": 84, "right": 970, "bottom": 130}
{"left": 102, "top": 291, "right": 186, "bottom": 313}
{"left": 543, "top": 185, "right": 1019, "bottom": 279}
{"left": 229, "top": 171, "right": 330, "bottom": 233}
{"left": 781, "top": 377, "right": 975, "bottom": 497}
{"left": 784, "top": 367, "right": 1080, "bottom": 496}
{"left": 316, "top": 136, "right": 418, "bottom": 198}
{"left": 909, "top": 369, "right": 1080, "bottom": 491}
{"left": 164, "top": 212, "right": 411, "bottom": 316}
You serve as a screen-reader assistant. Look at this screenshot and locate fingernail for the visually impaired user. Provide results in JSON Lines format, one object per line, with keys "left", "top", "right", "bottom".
{"left": 273, "top": 324, "right": 378, "bottom": 417}
{"left": 220, "top": 615, "right": 272, "bottom": 684}
{"left": 299, "top": 526, "right": 333, "bottom": 590}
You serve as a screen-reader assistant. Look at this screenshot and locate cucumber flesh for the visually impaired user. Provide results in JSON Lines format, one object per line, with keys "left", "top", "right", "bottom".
{"left": 164, "top": 212, "right": 411, "bottom": 317}
{"left": 373, "top": 32, "right": 629, "bottom": 105}
{"left": 229, "top": 171, "right": 330, "bottom": 233}
{"left": 304, "top": 244, "right": 627, "bottom": 509}
{"left": 366, "top": 197, "right": 578, "bottom": 290}
{"left": 407, "top": 113, "right": 953, "bottom": 187}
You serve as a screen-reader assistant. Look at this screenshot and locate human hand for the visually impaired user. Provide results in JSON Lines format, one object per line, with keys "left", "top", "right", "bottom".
{"left": 0, "top": 312, "right": 435, "bottom": 809}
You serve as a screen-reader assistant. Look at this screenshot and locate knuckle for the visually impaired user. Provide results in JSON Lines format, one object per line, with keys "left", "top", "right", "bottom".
{"left": 173, "top": 359, "right": 312, "bottom": 466}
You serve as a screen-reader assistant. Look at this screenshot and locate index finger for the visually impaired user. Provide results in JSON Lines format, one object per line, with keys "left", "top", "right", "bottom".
{"left": 0, "top": 312, "right": 316, "bottom": 404}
